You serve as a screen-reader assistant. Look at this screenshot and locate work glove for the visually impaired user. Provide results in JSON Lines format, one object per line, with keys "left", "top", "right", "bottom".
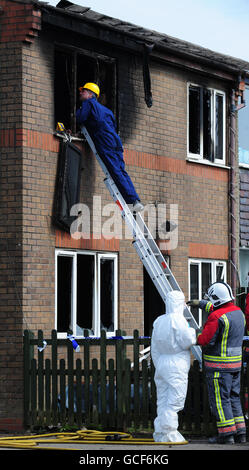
{"left": 187, "top": 299, "right": 213, "bottom": 313}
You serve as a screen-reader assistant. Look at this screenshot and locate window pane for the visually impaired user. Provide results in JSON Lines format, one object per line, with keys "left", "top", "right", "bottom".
{"left": 203, "top": 88, "right": 212, "bottom": 161}
{"left": 202, "top": 262, "right": 212, "bottom": 324}
{"left": 190, "top": 263, "right": 199, "bottom": 324}
{"left": 189, "top": 86, "right": 200, "bottom": 154}
{"left": 215, "top": 93, "right": 224, "bottom": 160}
{"left": 77, "top": 254, "right": 95, "bottom": 335}
{"left": 100, "top": 258, "right": 115, "bottom": 332}
{"left": 201, "top": 262, "right": 212, "bottom": 297}
{"left": 239, "top": 87, "right": 249, "bottom": 164}
{"left": 54, "top": 50, "right": 73, "bottom": 130}
{"left": 57, "top": 256, "right": 73, "bottom": 332}
{"left": 216, "top": 263, "right": 225, "bottom": 282}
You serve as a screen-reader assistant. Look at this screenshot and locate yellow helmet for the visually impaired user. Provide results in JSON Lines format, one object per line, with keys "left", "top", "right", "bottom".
{"left": 79, "top": 82, "right": 100, "bottom": 98}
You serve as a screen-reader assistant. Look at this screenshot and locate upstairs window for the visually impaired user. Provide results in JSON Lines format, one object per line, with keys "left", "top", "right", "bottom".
{"left": 188, "top": 84, "right": 226, "bottom": 164}
{"left": 239, "top": 86, "right": 249, "bottom": 166}
{"left": 54, "top": 47, "right": 117, "bottom": 134}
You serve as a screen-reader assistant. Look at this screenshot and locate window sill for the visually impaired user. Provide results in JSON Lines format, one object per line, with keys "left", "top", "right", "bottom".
{"left": 186, "top": 157, "right": 230, "bottom": 170}
{"left": 239, "top": 163, "right": 249, "bottom": 169}
{"left": 53, "top": 131, "right": 85, "bottom": 142}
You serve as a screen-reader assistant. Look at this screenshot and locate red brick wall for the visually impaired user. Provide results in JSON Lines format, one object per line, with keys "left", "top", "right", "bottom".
{"left": 0, "top": 0, "right": 41, "bottom": 44}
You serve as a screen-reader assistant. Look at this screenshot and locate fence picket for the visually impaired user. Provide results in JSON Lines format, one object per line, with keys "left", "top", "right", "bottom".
{"left": 100, "top": 330, "right": 107, "bottom": 428}
{"left": 37, "top": 330, "right": 44, "bottom": 427}
{"left": 133, "top": 330, "right": 140, "bottom": 429}
{"left": 67, "top": 338, "right": 74, "bottom": 426}
{"left": 59, "top": 359, "right": 66, "bottom": 426}
{"left": 83, "top": 330, "right": 90, "bottom": 427}
{"left": 116, "top": 332, "right": 123, "bottom": 429}
{"left": 92, "top": 358, "right": 99, "bottom": 426}
{"left": 124, "top": 358, "right": 131, "bottom": 430}
{"left": 108, "top": 358, "right": 115, "bottom": 428}
{"left": 45, "top": 358, "right": 51, "bottom": 426}
{"left": 142, "top": 359, "right": 149, "bottom": 429}
{"left": 76, "top": 359, "right": 82, "bottom": 429}
{"left": 51, "top": 329, "right": 58, "bottom": 426}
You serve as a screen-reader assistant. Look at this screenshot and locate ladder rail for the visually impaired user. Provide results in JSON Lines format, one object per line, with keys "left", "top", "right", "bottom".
{"left": 81, "top": 125, "right": 202, "bottom": 364}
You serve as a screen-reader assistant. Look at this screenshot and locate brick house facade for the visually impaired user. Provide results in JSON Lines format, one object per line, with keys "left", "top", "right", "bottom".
{"left": 0, "top": 0, "right": 248, "bottom": 431}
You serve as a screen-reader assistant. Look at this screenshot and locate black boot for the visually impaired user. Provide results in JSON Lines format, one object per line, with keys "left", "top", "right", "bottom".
{"left": 208, "top": 434, "right": 234, "bottom": 444}
{"left": 235, "top": 434, "right": 247, "bottom": 443}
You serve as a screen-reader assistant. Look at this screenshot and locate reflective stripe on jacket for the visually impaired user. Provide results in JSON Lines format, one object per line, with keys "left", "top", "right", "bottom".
{"left": 197, "top": 302, "right": 245, "bottom": 371}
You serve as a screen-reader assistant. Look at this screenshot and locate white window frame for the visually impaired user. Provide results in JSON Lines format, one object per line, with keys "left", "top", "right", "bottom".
{"left": 55, "top": 249, "right": 118, "bottom": 338}
{"left": 187, "top": 83, "right": 226, "bottom": 165}
{"left": 188, "top": 258, "right": 227, "bottom": 326}
{"left": 239, "top": 85, "right": 249, "bottom": 168}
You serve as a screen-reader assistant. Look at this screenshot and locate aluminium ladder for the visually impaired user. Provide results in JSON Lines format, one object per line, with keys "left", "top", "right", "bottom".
{"left": 81, "top": 126, "right": 202, "bottom": 365}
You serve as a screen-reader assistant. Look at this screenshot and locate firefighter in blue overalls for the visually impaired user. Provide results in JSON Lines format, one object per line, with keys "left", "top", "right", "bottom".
{"left": 188, "top": 282, "right": 246, "bottom": 444}
{"left": 76, "top": 83, "right": 143, "bottom": 212}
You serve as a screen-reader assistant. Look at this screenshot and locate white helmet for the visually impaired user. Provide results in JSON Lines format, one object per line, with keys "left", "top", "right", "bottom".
{"left": 205, "top": 282, "right": 234, "bottom": 308}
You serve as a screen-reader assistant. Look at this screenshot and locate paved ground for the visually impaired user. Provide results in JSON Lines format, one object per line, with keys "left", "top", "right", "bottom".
{"left": 0, "top": 434, "right": 248, "bottom": 450}
{"left": 0, "top": 436, "right": 248, "bottom": 467}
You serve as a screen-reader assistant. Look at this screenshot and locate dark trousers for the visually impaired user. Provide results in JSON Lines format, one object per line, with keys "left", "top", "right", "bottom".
{"left": 205, "top": 370, "right": 246, "bottom": 436}
{"left": 99, "top": 148, "right": 140, "bottom": 204}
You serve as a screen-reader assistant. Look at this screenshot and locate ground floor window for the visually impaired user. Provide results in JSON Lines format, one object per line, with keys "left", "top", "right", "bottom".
{"left": 55, "top": 250, "right": 118, "bottom": 337}
{"left": 188, "top": 258, "right": 226, "bottom": 327}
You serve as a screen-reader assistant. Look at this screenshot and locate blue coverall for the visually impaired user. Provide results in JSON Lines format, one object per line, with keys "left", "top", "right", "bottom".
{"left": 76, "top": 97, "right": 140, "bottom": 204}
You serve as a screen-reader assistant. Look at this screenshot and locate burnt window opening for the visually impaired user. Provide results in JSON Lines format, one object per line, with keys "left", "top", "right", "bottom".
{"left": 56, "top": 251, "right": 118, "bottom": 337}
{"left": 188, "top": 84, "right": 225, "bottom": 164}
{"left": 54, "top": 48, "right": 117, "bottom": 134}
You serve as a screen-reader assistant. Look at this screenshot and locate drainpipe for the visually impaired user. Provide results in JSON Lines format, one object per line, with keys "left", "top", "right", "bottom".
{"left": 229, "top": 89, "right": 237, "bottom": 297}
{"left": 229, "top": 79, "right": 246, "bottom": 297}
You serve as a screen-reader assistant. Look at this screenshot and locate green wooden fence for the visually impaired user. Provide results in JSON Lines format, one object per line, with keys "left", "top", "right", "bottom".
{"left": 23, "top": 329, "right": 249, "bottom": 436}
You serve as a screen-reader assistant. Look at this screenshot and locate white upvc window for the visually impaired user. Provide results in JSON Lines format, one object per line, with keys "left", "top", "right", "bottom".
{"left": 188, "top": 258, "right": 227, "bottom": 327}
{"left": 187, "top": 83, "right": 226, "bottom": 165}
{"left": 55, "top": 249, "right": 118, "bottom": 338}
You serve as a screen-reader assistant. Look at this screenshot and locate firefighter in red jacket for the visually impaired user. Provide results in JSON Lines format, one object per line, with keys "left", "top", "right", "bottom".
{"left": 188, "top": 282, "right": 246, "bottom": 444}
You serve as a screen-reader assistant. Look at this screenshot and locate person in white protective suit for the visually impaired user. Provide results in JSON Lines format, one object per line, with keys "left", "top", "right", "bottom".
{"left": 151, "top": 290, "right": 197, "bottom": 443}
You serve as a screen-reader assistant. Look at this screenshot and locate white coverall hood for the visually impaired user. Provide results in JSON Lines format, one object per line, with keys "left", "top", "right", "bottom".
{"left": 151, "top": 290, "right": 196, "bottom": 443}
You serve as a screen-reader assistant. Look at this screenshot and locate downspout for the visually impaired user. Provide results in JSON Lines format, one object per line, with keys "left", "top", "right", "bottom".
{"left": 229, "top": 79, "right": 245, "bottom": 296}
{"left": 229, "top": 89, "right": 237, "bottom": 296}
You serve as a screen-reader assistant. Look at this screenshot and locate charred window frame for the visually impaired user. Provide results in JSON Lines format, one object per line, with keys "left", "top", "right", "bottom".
{"left": 55, "top": 250, "right": 118, "bottom": 338}
{"left": 188, "top": 259, "right": 226, "bottom": 327}
{"left": 54, "top": 46, "right": 117, "bottom": 134}
{"left": 188, "top": 83, "right": 226, "bottom": 165}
